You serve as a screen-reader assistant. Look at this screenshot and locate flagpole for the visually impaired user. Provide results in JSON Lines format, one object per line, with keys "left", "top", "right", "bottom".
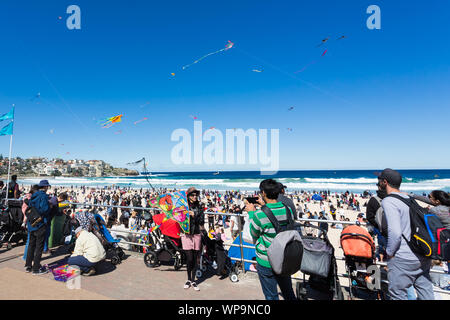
{"left": 4, "top": 104, "right": 14, "bottom": 206}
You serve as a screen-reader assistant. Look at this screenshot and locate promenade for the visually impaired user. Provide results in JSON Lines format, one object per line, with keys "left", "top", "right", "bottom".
{"left": 0, "top": 244, "right": 265, "bottom": 300}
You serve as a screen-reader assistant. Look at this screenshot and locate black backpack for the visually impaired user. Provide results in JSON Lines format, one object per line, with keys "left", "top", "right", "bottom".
{"left": 388, "top": 194, "right": 450, "bottom": 260}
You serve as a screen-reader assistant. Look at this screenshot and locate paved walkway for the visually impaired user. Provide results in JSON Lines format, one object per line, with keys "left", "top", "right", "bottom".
{"left": 0, "top": 243, "right": 264, "bottom": 300}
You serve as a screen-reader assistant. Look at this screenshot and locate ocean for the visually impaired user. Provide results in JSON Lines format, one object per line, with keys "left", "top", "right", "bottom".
{"left": 19, "top": 169, "right": 450, "bottom": 194}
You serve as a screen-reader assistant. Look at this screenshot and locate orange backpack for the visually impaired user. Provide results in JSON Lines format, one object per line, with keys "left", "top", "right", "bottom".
{"left": 340, "top": 225, "right": 375, "bottom": 259}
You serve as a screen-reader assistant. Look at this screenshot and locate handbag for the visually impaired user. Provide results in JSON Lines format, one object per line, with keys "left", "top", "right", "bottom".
{"left": 300, "top": 236, "right": 333, "bottom": 278}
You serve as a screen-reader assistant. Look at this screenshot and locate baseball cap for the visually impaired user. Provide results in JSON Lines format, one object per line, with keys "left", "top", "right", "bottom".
{"left": 357, "top": 213, "right": 364, "bottom": 218}
{"left": 374, "top": 168, "right": 402, "bottom": 188}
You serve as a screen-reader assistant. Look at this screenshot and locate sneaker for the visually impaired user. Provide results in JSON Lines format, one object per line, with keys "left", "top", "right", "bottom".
{"left": 183, "top": 281, "right": 191, "bottom": 289}
{"left": 81, "top": 267, "right": 96, "bottom": 277}
{"left": 25, "top": 267, "right": 32, "bottom": 273}
{"left": 191, "top": 282, "right": 200, "bottom": 291}
{"left": 32, "top": 267, "right": 49, "bottom": 275}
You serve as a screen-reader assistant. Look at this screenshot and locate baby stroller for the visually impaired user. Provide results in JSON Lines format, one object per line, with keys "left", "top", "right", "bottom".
{"left": 296, "top": 224, "right": 344, "bottom": 300}
{"left": 143, "top": 213, "right": 185, "bottom": 270}
{"left": 92, "top": 213, "right": 125, "bottom": 265}
{"left": 197, "top": 229, "right": 240, "bottom": 282}
{"left": 0, "top": 202, "right": 27, "bottom": 250}
{"left": 340, "top": 225, "right": 385, "bottom": 300}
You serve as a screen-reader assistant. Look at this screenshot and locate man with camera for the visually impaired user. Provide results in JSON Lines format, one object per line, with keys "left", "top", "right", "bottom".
{"left": 245, "top": 179, "right": 296, "bottom": 300}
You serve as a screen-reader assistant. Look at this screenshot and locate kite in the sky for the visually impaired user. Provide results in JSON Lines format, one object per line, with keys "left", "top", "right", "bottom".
{"left": 139, "top": 102, "right": 150, "bottom": 108}
{"left": 100, "top": 114, "right": 123, "bottom": 128}
{"left": 114, "top": 130, "right": 122, "bottom": 134}
{"left": 171, "top": 73, "right": 176, "bottom": 76}
{"left": 182, "top": 40, "right": 234, "bottom": 70}
{"left": 50, "top": 129, "right": 54, "bottom": 134}
{"left": 134, "top": 117, "right": 148, "bottom": 125}
{"left": 252, "top": 69, "right": 263, "bottom": 73}
{"left": 189, "top": 115, "right": 198, "bottom": 120}
{"left": 287, "top": 128, "right": 293, "bottom": 132}
{"left": 322, "top": 49, "right": 328, "bottom": 56}
{"left": 288, "top": 106, "right": 294, "bottom": 111}
{"left": 30, "top": 92, "right": 41, "bottom": 102}
{"left": 316, "top": 38, "right": 329, "bottom": 47}
{"left": 337, "top": 35, "right": 346, "bottom": 40}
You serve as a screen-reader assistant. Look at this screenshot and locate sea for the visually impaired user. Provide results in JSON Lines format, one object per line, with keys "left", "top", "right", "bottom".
{"left": 19, "top": 169, "right": 450, "bottom": 194}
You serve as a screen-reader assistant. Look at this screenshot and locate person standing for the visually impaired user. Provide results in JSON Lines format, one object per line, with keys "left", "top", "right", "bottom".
{"left": 247, "top": 179, "right": 296, "bottom": 300}
{"left": 377, "top": 168, "right": 435, "bottom": 300}
{"left": 181, "top": 187, "right": 205, "bottom": 291}
{"left": 24, "top": 180, "right": 51, "bottom": 275}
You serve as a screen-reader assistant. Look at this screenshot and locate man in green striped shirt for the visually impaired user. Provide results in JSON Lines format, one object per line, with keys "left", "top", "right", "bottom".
{"left": 245, "top": 179, "right": 296, "bottom": 300}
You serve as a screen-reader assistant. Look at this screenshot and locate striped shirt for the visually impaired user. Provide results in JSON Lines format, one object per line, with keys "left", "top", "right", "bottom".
{"left": 249, "top": 202, "right": 293, "bottom": 268}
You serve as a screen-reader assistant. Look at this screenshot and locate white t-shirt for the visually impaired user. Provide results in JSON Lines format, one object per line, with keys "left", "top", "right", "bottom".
{"left": 230, "top": 215, "right": 239, "bottom": 231}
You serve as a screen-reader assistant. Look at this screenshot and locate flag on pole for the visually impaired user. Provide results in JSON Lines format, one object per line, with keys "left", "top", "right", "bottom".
{"left": 0, "top": 122, "right": 13, "bottom": 136}
{"left": 0, "top": 106, "right": 14, "bottom": 122}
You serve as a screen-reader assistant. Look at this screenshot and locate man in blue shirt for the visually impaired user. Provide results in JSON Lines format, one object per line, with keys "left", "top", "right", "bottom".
{"left": 25, "top": 180, "right": 51, "bottom": 275}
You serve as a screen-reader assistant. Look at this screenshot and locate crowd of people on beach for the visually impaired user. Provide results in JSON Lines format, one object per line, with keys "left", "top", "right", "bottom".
{"left": 1, "top": 169, "right": 449, "bottom": 300}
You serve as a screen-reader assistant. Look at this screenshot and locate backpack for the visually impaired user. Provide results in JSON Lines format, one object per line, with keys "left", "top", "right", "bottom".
{"left": 373, "top": 196, "right": 388, "bottom": 238}
{"left": 263, "top": 205, "right": 303, "bottom": 276}
{"left": 24, "top": 200, "right": 44, "bottom": 228}
{"left": 388, "top": 194, "right": 450, "bottom": 260}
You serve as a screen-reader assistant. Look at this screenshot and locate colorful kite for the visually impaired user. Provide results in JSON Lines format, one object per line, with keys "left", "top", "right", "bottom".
{"left": 100, "top": 114, "right": 123, "bottom": 128}
{"left": 134, "top": 117, "right": 148, "bottom": 125}
{"left": 252, "top": 69, "right": 263, "bottom": 73}
{"left": 149, "top": 191, "right": 190, "bottom": 234}
{"left": 287, "top": 128, "right": 293, "bottom": 132}
{"left": 182, "top": 40, "right": 234, "bottom": 70}
{"left": 50, "top": 264, "right": 80, "bottom": 282}
{"left": 189, "top": 115, "right": 198, "bottom": 120}
{"left": 171, "top": 73, "right": 176, "bottom": 76}
{"left": 322, "top": 49, "right": 328, "bottom": 56}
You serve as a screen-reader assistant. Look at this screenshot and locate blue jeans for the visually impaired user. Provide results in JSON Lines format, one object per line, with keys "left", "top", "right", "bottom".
{"left": 256, "top": 264, "right": 296, "bottom": 300}
{"left": 67, "top": 255, "right": 96, "bottom": 273}
{"left": 43, "top": 223, "right": 51, "bottom": 252}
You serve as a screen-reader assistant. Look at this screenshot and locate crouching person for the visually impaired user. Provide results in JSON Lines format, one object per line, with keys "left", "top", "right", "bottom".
{"left": 68, "top": 226, "right": 106, "bottom": 276}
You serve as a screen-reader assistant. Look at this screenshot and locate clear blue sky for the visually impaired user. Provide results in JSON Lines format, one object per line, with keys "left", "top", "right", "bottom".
{"left": 0, "top": 0, "right": 449, "bottom": 171}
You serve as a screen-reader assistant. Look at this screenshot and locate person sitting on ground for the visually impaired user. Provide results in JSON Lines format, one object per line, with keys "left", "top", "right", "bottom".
{"left": 67, "top": 226, "right": 106, "bottom": 276}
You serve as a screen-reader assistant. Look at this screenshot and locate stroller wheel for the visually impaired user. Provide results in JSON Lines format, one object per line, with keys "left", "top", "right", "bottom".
{"left": 111, "top": 256, "right": 121, "bottom": 265}
{"left": 201, "top": 265, "right": 207, "bottom": 272}
{"left": 144, "top": 252, "right": 159, "bottom": 268}
{"left": 296, "top": 282, "right": 307, "bottom": 300}
{"left": 117, "top": 248, "right": 125, "bottom": 259}
{"left": 229, "top": 272, "right": 239, "bottom": 283}
{"left": 174, "top": 253, "right": 182, "bottom": 270}
{"left": 195, "top": 269, "right": 203, "bottom": 279}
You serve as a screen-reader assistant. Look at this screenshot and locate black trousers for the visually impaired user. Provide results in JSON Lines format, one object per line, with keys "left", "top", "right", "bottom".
{"left": 25, "top": 225, "right": 46, "bottom": 272}
{"left": 216, "top": 247, "right": 226, "bottom": 275}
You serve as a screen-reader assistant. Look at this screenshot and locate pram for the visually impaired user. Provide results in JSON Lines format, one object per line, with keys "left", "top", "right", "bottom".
{"left": 196, "top": 229, "right": 240, "bottom": 282}
{"left": 0, "top": 201, "right": 27, "bottom": 250}
{"left": 143, "top": 213, "right": 185, "bottom": 270}
{"left": 340, "top": 225, "right": 386, "bottom": 300}
{"left": 296, "top": 224, "right": 344, "bottom": 300}
{"left": 92, "top": 213, "right": 125, "bottom": 265}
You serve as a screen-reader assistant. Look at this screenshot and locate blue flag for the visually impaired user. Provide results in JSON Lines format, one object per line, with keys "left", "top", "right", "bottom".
{"left": 0, "top": 122, "right": 13, "bottom": 136}
{"left": 0, "top": 106, "right": 14, "bottom": 122}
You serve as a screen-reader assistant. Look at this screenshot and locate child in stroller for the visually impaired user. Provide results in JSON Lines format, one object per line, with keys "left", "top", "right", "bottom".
{"left": 340, "top": 224, "right": 386, "bottom": 300}
{"left": 197, "top": 227, "right": 240, "bottom": 282}
{"left": 144, "top": 212, "right": 185, "bottom": 270}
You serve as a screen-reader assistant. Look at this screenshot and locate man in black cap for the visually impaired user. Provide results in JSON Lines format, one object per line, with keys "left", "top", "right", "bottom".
{"left": 277, "top": 184, "right": 298, "bottom": 220}
{"left": 375, "top": 169, "right": 434, "bottom": 300}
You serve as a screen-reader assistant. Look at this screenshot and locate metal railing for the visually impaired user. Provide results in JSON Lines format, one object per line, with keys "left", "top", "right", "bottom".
{"left": 67, "top": 201, "right": 450, "bottom": 297}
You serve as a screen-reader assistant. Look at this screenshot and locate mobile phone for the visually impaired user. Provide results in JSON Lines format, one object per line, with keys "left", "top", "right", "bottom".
{"left": 246, "top": 197, "right": 259, "bottom": 204}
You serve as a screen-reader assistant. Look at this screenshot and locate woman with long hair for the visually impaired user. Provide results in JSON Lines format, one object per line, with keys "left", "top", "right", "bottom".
{"left": 181, "top": 187, "right": 205, "bottom": 291}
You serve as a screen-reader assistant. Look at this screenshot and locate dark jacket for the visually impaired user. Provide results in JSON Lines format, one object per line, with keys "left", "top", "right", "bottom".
{"left": 188, "top": 202, "right": 205, "bottom": 235}
{"left": 277, "top": 194, "right": 297, "bottom": 220}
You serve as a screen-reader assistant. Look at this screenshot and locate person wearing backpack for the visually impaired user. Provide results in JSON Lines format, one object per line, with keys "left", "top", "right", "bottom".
{"left": 376, "top": 168, "right": 435, "bottom": 300}
{"left": 24, "top": 180, "right": 52, "bottom": 275}
{"left": 246, "top": 179, "right": 297, "bottom": 300}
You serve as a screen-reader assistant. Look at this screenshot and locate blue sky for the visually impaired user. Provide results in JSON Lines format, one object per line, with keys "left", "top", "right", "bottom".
{"left": 0, "top": 0, "right": 449, "bottom": 172}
